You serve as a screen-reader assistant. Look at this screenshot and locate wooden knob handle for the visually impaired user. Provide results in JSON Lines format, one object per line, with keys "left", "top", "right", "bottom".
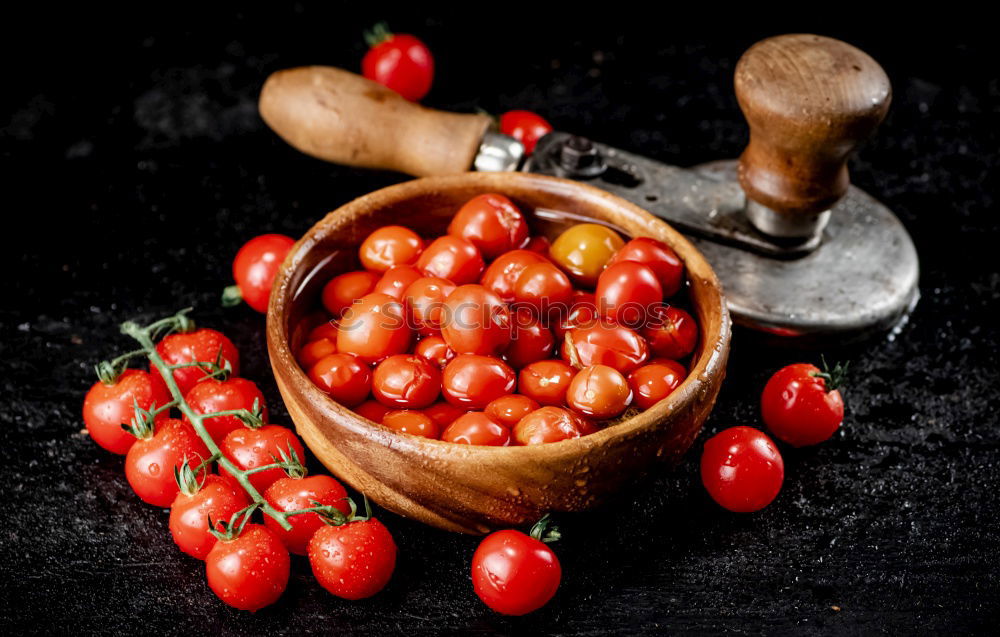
{"left": 259, "top": 66, "right": 491, "bottom": 177}
{"left": 735, "top": 34, "right": 891, "bottom": 216}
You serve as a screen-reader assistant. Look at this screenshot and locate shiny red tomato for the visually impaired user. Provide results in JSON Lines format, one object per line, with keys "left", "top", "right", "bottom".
{"left": 441, "top": 285, "right": 511, "bottom": 356}
{"left": 416, "top": 236, "right": 485, "bottom": 285}
{"left": 359, "top": 225, "right": 423, "bottom": 272}
{"left": 422, "top": 402, "right": 466, "bottom": 428}
{"left": 447, "top": 193, "right": 529, "bottom": 260}
{"left": 472, "top": 523, "right": 561, "bottom": 615}
{"left": 373, "top": 264, "right": 423, "bottom": 301}
{"left": 308, "top": 353, "right": 372, "bottom": 406}
{"left": 382, "top": 409, "right": 440, "bottom": 438}
{"left": 83, "top": 369, "right": 171, "bottom": 454}
{"left": 361, "top": 27, "right": 434, "bottom": 101}
{"left": 513, "top": 406, "right": 597, "bottom": 445}
{"left": 562, "top": 321, "right": 649, "bottom": 374}
{"left": 220, "top": 425, "right": 306, "bottom": 493}
{"left": 761, "top": 362, "right": 846, "bottom": 447}
{"left": 442, "top": 354, "right": 517, "bottom": 409}
{"left": 336, "top": 293, "right": 411, "bottom": 363}
{"left": 641, "top": 306, "right": 697, "bottom": 360}
{"left": 627, "top": 359, "right": 687, "bottom": 409}
{"left": 524, "top": 235, "right": 551, "bottom": 255}
{"left": 309, "top": 516, "right": 397, "bottom": 599}
{"left": 154, "top": 328, "right": 240, "bottom": 396}
{"left": 505, "top": 309, "right": 555, "bottom": 369}
{"left": 606, "top": 237, "right": 684, "bottom": 298}
{"left": 554, "top": 291, "right": 599, "bottom": 339}
{"left": 125, "top": 418, "right": 210, "bottom": 507}
{"left": 595, "top": 261, "right": 663, "bottom": 328}
{"left": 322, "top": 270, "right": 380, "bottom": 316}
{"left": 513, "top": 262, "right": 574, "bottom": 318}
{"left": 498, "top": 110, "right": 553, "bottom": 156}
{"left": 700, "top": 426, "right": 784, "bottom": 513}
{"left": 441, "top": 412, "right": 511, "bottom": 446}
{"left": 480, "top": 249, "right": 550, "bottom": 303}
{"left": 307, "top": 321, "right": 340, "bottom": 342}
{"left": 485, "top": 395, "right": 540, "bottom": 428}
{"left": 229, "top": 234, "right": 295, "bottom": 313}
{"left": 169, "top": 474, "right": 251, "bottom": 560}
{"left": 354, "top": 400, "right": 392, "bottom": 424}
{"left": 184, "top": 377, "right": 268, "bottom": 442}
{"left": 205, "top": 524, "right": 290, "bottom": 611}
{"left": 264, "top": 475, "right": 350, "bottom": 555}
{"left": 297, "top": 338, "right": 337, "bottom": 369}
{"left": 372, "top": 354, "right": 441, "bottom": 408}
{"left": 414, "top": 335, "right": 456, "bottom": 368}
{"left": 518, "top": 359, "right": 575, "bottom": 406}
{"left": 404, "top": 276, "right": 456, "bottom": 334}
{"left": 566, "top": 364, "right": 632, "bottom": 420}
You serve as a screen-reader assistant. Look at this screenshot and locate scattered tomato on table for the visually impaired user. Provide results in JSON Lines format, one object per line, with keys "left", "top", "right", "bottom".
{"left": 499, "top": 110, "right": 553, "bottom": 155}
{"left": 761, "top": 360, "right": 847, "bottom": 447}
{"left": 472, "top": 515, "right": 562, "bottom": 615}
{"left": 223, "top": 234, "right": 295, "bottom": 313}
{"left": 701, "top": 426, "right": 784, "bottom": 513}
{"left": 362, "top": 22, "right": 434, "bottom": 102}
{"left": 308, "top": 498, "right": 398, "bottom": 600}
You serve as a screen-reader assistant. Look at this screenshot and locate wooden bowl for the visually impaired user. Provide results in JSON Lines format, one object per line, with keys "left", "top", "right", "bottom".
{"left": 267, "top": 172, "right": 731, "bottom": 534}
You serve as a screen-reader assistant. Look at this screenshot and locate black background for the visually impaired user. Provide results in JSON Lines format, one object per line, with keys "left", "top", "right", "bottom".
{"left": 3, "top": 5, "right": 999, "bottom": 635}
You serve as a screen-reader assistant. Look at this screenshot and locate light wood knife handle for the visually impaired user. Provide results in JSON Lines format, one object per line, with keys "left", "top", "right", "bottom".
{"left": 259, "top": 66, "right": 491, "bottom": 177}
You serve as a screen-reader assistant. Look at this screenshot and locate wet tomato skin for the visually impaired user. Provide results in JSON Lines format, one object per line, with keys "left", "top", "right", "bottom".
{"left": 513, "top": 262, "right": 574, "bottom": 317}
{"left": 498, "top": 110, "right": 553, "bottom": 156}
{"left": 627, "top": 359, "right": 687, "bottom": 409}
{"left": 441, "top": 285, "right": 512, "bottom": 356}
{"left": 354, "top": 400, "right": 392, "bottom": 423}
{"left": 416, "top": 236, "right": 485, "bottom": 285}
{"left": 472, "top": 528, "right": 561, "bottom": 615}
{"left": 641, "top": 306, "right": 698, "bottom": 360}
{"left": 595, "top": 261, "right": 663, "bottom": 328}
{"left": 373, "top": 265, "right": 423, "bottom": 301}
{"left": 184, "top": 377, "right": 269, "bottom": 443}
{"left": 524, "top": 235, "right": 551, "bottom": 255}
{"left": 548, "top": 223, "right": 625, "bottom": 287}
{"left": 371, "top": 354, "right": 441, "bottom": 409}
{"left": 382, "top": 410, "right": 440, "bottom": 438}
{"left": 700, "top": 426, "right": 784, "bottom": 513}
{"left": 309, "top": 517, "right": 397, "bottom": 600}
{"left": 441, "top": 354, "right": 517, "bottom": 409}
{"left": 205, "top": 524, "right": 290, "bottom": 611}
{"left": 414, "top": 335, "right": 456, "bottom": 368}
{"left": 154, "top": 328, "right": 240, "bottom": 396}
{"left": 220, "top": 425, "right": 307, "bottom": 493}
{"left": 505, "top": 310, "right": 555, "bottom": 369}
{"left": 307, "top": 322, "right": 340, "bottom": 343}
{"left": 308, "top": 353, "right": 372, "bottom": 407}
{"left": 336, "top": 293, "right": 411, "bottom": 363}
{"left": 761, "top": 363, "right": 845, "bottom": 447}
{"left": 322, "top": 270, "right": 381, "bottom": 316}
{"left": 422, "top": 402, "right": 467, "bottom": 428}
{"left": 554, "top": 292, "right": 599, "bottom": 340}
{"left": 565, "top": 364, "right": 633, "bottom": 420}
{"left": 404, "top": 276, "right": 456, "bottom": 334}
{"left": 169, "top": 474, "right": 251, "bottom": 560}
{"left": 480, "top": 249, "right": 550, "bottom": 303}
{"left": 485, "top": 395, "right": 540, "bottom": 428}
{"left": 359, "top": 225, "right": 423, "bottom": 272}
{"left": 297, "top": 338, "right": 337, "bottom": 369}
{"left": 264, "top": 475, "right": 350, "bottom": 555}
{"left": 518, "top": 359, "right": 576, "bottom": 406}
{"left": 125, "top": 418, "right": 210, "bottom": 507}
{"left": 606, "top": 237, "right": 684, "bottom": 298}
{"left": 441, "top": 412, "right": 511, "bottom": 446}
{"left": 447, "top": 193, "right": 529, "bottom": 260}
{"left": 362, "top": 32, "right": 434, "bottom": 102}
{"left": 231, "top": 234, "right": 296, "bottom": 313}
{"left": 562, "top": 321, "right": 649, "bottom": 374}
{"left": 83, "top": 369, "right": 171, "bottom": 454}
{"left": 513, "top": 406, "right": 597, "bottom": 445}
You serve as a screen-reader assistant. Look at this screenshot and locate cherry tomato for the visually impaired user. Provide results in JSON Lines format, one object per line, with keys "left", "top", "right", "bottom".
{"left": 505, "top": 309, "right": 555, "bottom": 369}
{"left": 169, "top": 474, "right": 251, "bottom": 560}
{"left": 627, "top": 359, "right": 687, "bottom": 409}
{"left": 264, "top": 475, "right": 350, "bottom": 555}
{"left": 404, "top": 276, "right": 456, "bottom": 334}
{"left": 373, "top": 264, "right": 423, "bottom": 301}
{"left": 359, "top": 225, "right": 423, "bottom": 273}
{"left": 595, "top": 261, "right": 663, "bottom": 328}
{"left": 524, "top": 235, "right": 551, "bottom": 255}
{"left": 83, "top": 369, "right": 171, "bottom": 454}
{"left": 701, "top": 426, "right": 784, "bottom": 513}
{"left": 422, "top": 402, "right": 466, "bottom": 428}
{"left": 472, "top": 526, "right": 561, "bottom": 615}
{"left": 372, "top": 354, "right": 441, "bottom": 408}
{"left": 562, "top": 321, "right": 649, "bottom": 374}
{"left": 513, "top": 406, "right": 598, "bottom": 445}
{"left": 308, "top": 353, "right": 372, "bottom": 406}
{"left": 498, "top": 110, "right": 553, "bottom": 156}
{"left": 154, "top": 328, "right": 240, "bottom": 396}
{"left": 184, "top": 377, "right": 269, "bottom": 442}
{"left": 309, "top": 516, "right": 397, "bottom": 599}
{"left": 125, "top": 418, "right": 210, "bottom": 507}
{"left": 441, "top": 412, "right": 511, "bottom": 446}
{"left": 607, "top": 237, "right": 684, "bottom": 298}
{"left": 220, "top": 425, "right": 306, "bottom": 493}
{"left": 382, "top": 409, "right": 440, "bottom": 438}
{"left": 441, "top": 284, "right": 511, "bottom": 356}
{"left": 297, "top": 337, "right": 337, "bottom": 369}
{"left": 362, "top": 27, "right": 434, "bottom": 102}
{"left": 336, "top": 293, "right": 411, "bottom": 363}
{"left": 513, "top": 261, "right": 574, "bottom": 318}
{"left": 480, "top": 249, "right": 550, "bottom": 303}
{"left": 307, "top": 321, "right": 340, "bottom": 342}
{"left": 566, "top": 365, "right": 632, "bottom": 420}
{"left": 416, "top": 236, "right": 485, "bottom": 285}
{"left": 518, "top": 359, "right": 575, "bottom": 406}
{"left": 322, "top": 270, "right": 381, "bottom": 316}
{"left": 554, "top": 291, "right": 599, "bottom": 340}
{"left": 485, "top": 395, "right": 540, "bottom": 428}
{"left": 549, "top": 223, "right": 625, "bottom": 287}
{"left": 761, "top": 363, "right": 845, "bottom": 447}
{"left": 641, "top": 306, "right": 698, "bottom": 360}
{"left": 354, "top": 400, "right": 391, "bottom": 424}
{"left": 229, "top": 234, "right": 296, "bottom": 313}
{"left": 414, "top": 335, "right": 456, "bottom": 368}
{"left": 206, "top": 524, "right": 290, "bottom": 611}
{"left": 442, "top": 355, "right": 517, "bottom": 409}
{"left": 447, "top": 193, "right": 529, "bottom": 260}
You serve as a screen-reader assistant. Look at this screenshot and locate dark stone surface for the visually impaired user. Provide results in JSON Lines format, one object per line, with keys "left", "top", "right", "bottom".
{"left": 2, "top": 8, "right": 998, "bottom": 635}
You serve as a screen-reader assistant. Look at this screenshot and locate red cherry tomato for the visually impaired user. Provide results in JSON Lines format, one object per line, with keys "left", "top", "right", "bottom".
{"left": 354, "top": 400, "right": 392, "bottom": 424}
{"left": 595, "top": 261, "right": 663, "bottom": 328}
{"left": 404, "top": 276, "right": 456, "bottom": 334}
{"left": 264, "top": 475, "right": 350, "bottom": 555}
{"left": 372, "top": 354, "right": 441, "bottom": 409}
{"left": 700, "top": 426, "right": 784, "bottom": 513}
{"left": 513, "top": 261, "right": 574, "bottom": 318}
{"left": 447, "top": 193, "right": 529, "bottom": 260}
{"left": 422, "top": 402, "right": 466, "bottom": 428}
{"left": 169, "top": 474, "right": 251, "bottom": 560}
{"left": 83, "top": 369, "right": 171, "bottom": 454}
{"left": 184, "top": 377, "right": 269, "bottom": 442}
{"left": 485, "top": 395, "right": 540, "bottom": 428}
{"left": 206, "top": 524, "right": 290, "bottom": 611}
{"left": 627, "top": 359, "right": 687, "bottom": 409}
{"left": 606, "top": 237, "right": 684, "bottom": 298}
{"left": 761, "top": 363, "right": 846, "bottom": 447}
{"left": 641, "top": 306, "right": 698, "bottom": 360}
{"left": 518, "top": 359, "right": 575, "bottom": 406}
{"left": 309, "top": 516, "right": 397, "bottom": 599}
{"left": 525, "top": 235, "right": 551, "bottom": 254}
{"left": 373, "top": 264, "right": 423, "bottom": 301}
{"left": 382, "top": 409, "right": 440, "bottom": 438}
{"left": 562, "top": 321, "right": 649, "bottom": 374}
{"left": 416, "top": 236, "right": 485, "bottom": 285}
{"left": 336, "top": 293, "right": 411, "bottom": 363}
{"left": 362, "top": 28, "right": 434, "bottom": 102}
{"left": 480, "top": 249, "right": 550, "bottom": 303}
{"left": 308, "top": 353, "right": 372, "bottom": 406}
{"left": 307, "top": 321, "right": 340, "bottom": 342}
{"left": 505, "top": 309, "right": 555, "bottom": 369}
{"left": 230, "top": 234, "right": 295, "bottom": 313}
{"left": 441, "top": 284, "right": 511, "bottom": 356}
{"left": 125, "top": 418, "right": 210, "bottom": 507}
{"left": 554, "top": 291, "right": 599, "bottom": 340}
{"left": 498, "top": 110, "right": 553, "bottom": 156}
{"left": 322, "top": 270, "right": 380, "bottom": 316}
{"left": 359, "top": 225, "right": 423, "bottom": 273}
{"left": 414, "top": 335, "right": 456, "bottom": 369}
{"left": 220, "top": 425, "right": 306, "bottom": 493}
{"left": 566, "top": 364, "right": 633, "bottom": 420}
{"left": 513, "top": 406, "right": 597, "bottom": 445}
{"left": 297, "top": 338, "right": 337, "bottom": 369}
{"left": 472, "top": 526, "right": 561, "bottom": 615}
{"left": 441, "top": 354, "right": 517, "bottom": 409}
{"left": 154, "top": 328, "right": 240, "bottom": 396}
{"left": 441, "top": 412, "right": 511, "bottom": 446}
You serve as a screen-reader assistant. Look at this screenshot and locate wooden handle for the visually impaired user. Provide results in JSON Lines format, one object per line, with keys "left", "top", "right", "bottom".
{"left": 735, "top": 34, "right": 891, "bottom": 216}
{"left": 259, "top": 66, "right": 491, "bottom": 177}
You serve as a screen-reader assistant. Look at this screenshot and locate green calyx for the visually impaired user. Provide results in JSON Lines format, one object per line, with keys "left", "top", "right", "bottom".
{"left": 209, "top": 504, "right": 259, "bottom": 542}
{"left": 811, "top": 355, "right": 849, "bottom": 392}
{"left": 363, "top": 22, "right": 393, "bottom": 48}
{"left": 316, "top": 495, "right": 372, "bottom": 527}
{"left": 121, "top": 398, "right": 157, "bottom": 440}
{"left": 529, "top": 513, "right": 561, "bottom": 543}
{"left": 221, "top": 285, "right": 243, "bottom": 308}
